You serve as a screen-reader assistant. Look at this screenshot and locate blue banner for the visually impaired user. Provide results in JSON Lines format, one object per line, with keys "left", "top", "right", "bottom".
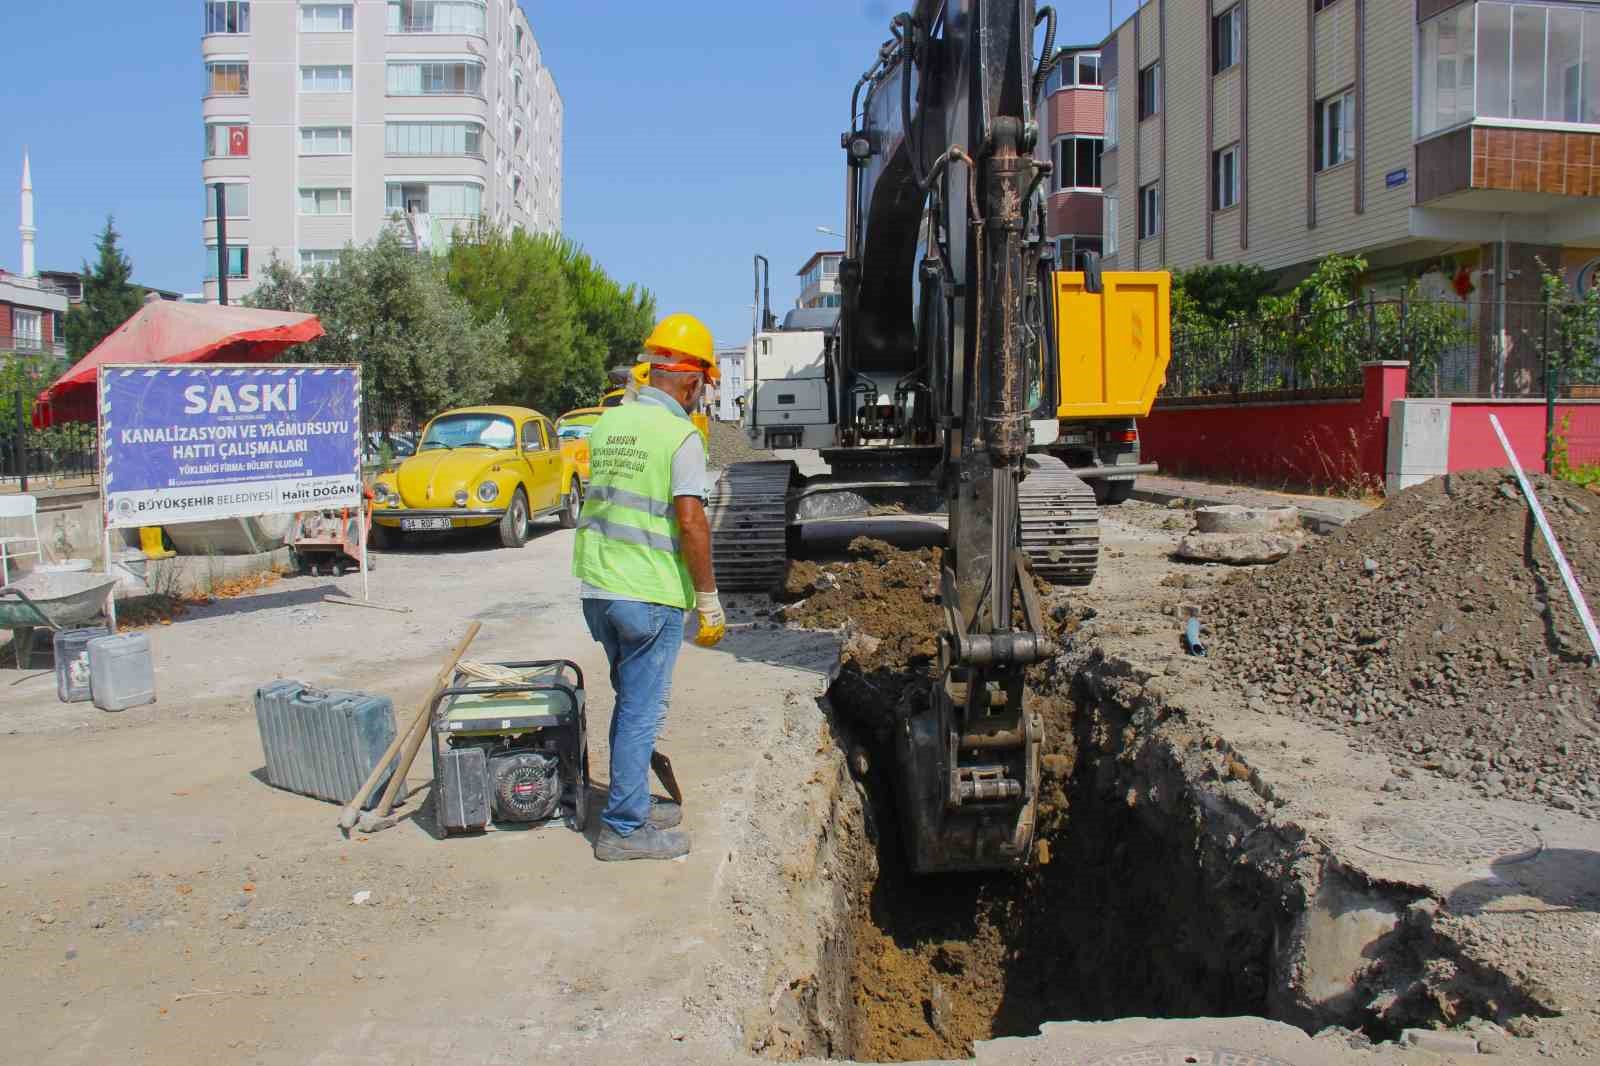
{"left": 100, "top": 364, "right": 362, "bottom": 528}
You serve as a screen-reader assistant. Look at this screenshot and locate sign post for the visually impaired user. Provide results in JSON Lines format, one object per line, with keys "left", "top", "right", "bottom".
{"left": 97, "top": 364, "right": 364, "bottom": 620}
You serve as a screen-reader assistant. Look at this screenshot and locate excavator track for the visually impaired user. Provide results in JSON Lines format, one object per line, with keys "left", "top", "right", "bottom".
{"left": 707, "top": 460, "right": 795, "bottom": 592}
{"left": 1019, "top": 453, "right": 1100, "bottom": 586}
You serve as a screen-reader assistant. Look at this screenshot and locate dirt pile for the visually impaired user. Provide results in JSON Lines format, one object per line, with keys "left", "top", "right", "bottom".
{"left": 779, "top": 538, "right": 945, "bottom": 737}
{"left": 706, "top": 419, "right": 773, "bottom": 467}
{"left": 1208, "top": 468, "right": 1600, "bottom": 814}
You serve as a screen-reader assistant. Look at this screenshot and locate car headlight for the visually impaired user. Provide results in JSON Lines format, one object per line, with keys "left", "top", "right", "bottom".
{"left": 477, "top": 481, "right": 499, "bottom": 503}
{"left": 454, "top": 489, "right": 469, "bottom": 507}
{"left": 373, "top": 483, "right": 394, "bottom": 505}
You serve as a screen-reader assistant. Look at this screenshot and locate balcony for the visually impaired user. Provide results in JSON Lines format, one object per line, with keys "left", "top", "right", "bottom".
{"left": 386, "top": 1, "right": 486, "bottom": 37}
{"left": 0, "top": 335, "right": 67, "bottom": 359}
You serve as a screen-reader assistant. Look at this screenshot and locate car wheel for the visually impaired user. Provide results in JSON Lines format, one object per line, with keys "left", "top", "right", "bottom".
{"left": 558, "top": 480, "right": 583, "bottom": 529}
{"left": 498, "top": 488, "right": 529, "bottom": 548}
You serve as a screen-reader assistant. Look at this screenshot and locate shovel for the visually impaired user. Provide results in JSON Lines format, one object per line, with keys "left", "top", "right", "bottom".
{"left": 650, "top": 750, "right": 683, "bottom": 806}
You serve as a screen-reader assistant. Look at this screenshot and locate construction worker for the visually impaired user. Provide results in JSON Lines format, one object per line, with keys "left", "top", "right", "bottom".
{"left": 572, "top": 312, "right": 725, "bottom": 862}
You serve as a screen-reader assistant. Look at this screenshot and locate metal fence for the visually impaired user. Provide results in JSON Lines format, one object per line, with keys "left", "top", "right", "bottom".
{"left": 0, "top": 361, "right": 98, "bottom": 491}
{"left": 1164, "top": 297, "right": 1600, "bottom": 403}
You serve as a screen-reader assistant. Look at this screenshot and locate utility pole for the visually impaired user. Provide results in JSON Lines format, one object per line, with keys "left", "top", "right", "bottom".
{"left": 214, "top": 182, "right": 229, "bottom": 305}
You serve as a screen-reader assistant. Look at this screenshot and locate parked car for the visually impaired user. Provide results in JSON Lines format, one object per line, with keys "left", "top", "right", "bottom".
{"left": 555, "top": 406, "right": 603, "bottom": 482}
{"left": 368, "top": 405, "right": 583, "bottom": 549}
{"left": 363, "top": 431, "right": 416, "bottom": 468}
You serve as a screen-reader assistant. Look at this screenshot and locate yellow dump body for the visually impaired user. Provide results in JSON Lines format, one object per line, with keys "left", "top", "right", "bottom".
{"left": 1053, "top": 271, "right": 1171, "bottom": 420}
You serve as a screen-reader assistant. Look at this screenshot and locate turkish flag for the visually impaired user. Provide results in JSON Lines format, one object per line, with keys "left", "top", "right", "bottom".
{"left": 229, "top": 126, "right": 249, "bottom": 156}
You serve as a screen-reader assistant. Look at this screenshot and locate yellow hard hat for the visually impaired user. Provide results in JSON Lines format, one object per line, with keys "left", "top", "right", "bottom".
{"left": 644, "top": 313, "right": 719, "bottom": 382}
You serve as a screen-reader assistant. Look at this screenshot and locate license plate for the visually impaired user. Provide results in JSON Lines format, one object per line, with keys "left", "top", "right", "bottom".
{"left": 401, "top": 517, "right": 453, "bottom": 531}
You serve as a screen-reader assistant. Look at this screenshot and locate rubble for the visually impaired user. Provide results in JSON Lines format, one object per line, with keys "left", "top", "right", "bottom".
{"left": 1208, "top": 469, "right": 1600, "bottom": 815}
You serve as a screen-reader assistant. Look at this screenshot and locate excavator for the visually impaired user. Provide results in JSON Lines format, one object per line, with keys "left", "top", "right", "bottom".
{"left": 708, "top": 1, "right": 1165, "bottom": 874}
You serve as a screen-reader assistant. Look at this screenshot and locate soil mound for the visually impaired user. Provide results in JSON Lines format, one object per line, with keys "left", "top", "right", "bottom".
{"left": 1208, "top": 468, "right": 1600, "bottom": 812}
{"left": 706, "top": 419, "right": 773, "bottom": 467}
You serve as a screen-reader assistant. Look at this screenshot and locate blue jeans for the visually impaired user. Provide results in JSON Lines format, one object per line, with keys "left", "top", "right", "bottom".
{"left": 581, "top": 598, "right": 685, "bottom": 836}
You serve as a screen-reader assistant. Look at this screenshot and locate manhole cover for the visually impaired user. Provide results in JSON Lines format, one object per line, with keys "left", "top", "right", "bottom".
{"left": 1084, "top": 1047, "right": 1299, "bottom": 1066}
{"left": 1353, "top": 801, "right": 1543, "bottom": 867}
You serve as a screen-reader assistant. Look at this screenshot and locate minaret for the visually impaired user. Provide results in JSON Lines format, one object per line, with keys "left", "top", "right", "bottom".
{"left": 19, "top": 150, "right": 36, "bottom": 278}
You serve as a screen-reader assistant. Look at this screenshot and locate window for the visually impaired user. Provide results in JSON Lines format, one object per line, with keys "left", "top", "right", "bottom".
{"left": 299, "top": 187, "right": 353, "bottom": 215}
{"left": 1055, "top": 236, "right": 1104, "bottom": 271}
{"left": 1138, "top": 182, "right": 1161, "bottom": 240}
{"left": 205, "top": 1, "right": 250, "bottom": 34}
{"left": 300, "top": 65, "right": 353, "bottom": 92}
{"left": 299, "top": 126, "right": 353, "bottom": 154}
{"left": 300, "top": 250, "right": 341, "bottom": 273}
{"left": 1104, "top": 81, "right": 1119, "bottom": 148}
{"left": 515, "top": 24, "right": 525, "bottom": 53}
{"left": 1077, "top": 53, "right": 1102, "bottom": 87}
{"left": 204, "top": 245, "right": 249, "bottom": 280}
{"left": 385, "top": 182, "right": 483, "bottom": 218}
{"left": 1471, "top": 2, "right": 1600, "bottom": 126}
{"left": 387, "top": 60, "right": 484, "bottom": 96}
{"left": 204, "top": 122, "right": 250, "bottom": 157}
{"left": 1103, "top": 196, "right": 1119, "bottom": 256}
{"left": 12, "top": 310, "right": 42, "bottom": 352}
{"left": 205, "top": 61, "right": 249, "bottom": 96}
{"left": 1046, "top": 51, "right": 1103, "bottom": 93}
{"left": 1213, "top": 144, "right": 1239, "bottom": 210}
{"left": 1313, "top": 0, "right": 1340, "bottom": 11}
{"left": 1138, "top": 61, "right": 1161, "bottom": 120}
{"left": 1315, "top": 89, "right": 1355, "bottom": 171}
{"left": 1053, "top": 136, "right": 1104, "bottom": 190}
{"left": 385, "top": 122, "right": 485, "bottom": 156}
{"left": 300, "top": 4, "right": 353, "bottom": 31}
{"left": 1213, "top": 6, "right": 1241, "bottom": 74}
{"left": 387, "top": 0, "right": 486, "bottom": 34}
{"left": 1418, "top": 4, "right": 1477, "bottom": 135}
{"left": 204, "top": 183, "right": 250, "bottom": 218}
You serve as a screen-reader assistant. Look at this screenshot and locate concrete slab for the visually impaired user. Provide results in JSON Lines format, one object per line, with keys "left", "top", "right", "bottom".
{"left": 1131, "top": 475, "right": 1373, "bottom": 534}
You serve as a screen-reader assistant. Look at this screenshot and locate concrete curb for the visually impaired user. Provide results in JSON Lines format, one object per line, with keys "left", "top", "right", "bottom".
{"left": 1130, "top": 485, "right": 1353, "bottom": 535}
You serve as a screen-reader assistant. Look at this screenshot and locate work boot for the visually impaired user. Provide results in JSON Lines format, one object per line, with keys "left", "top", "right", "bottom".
{"left": 649, "top": 798, "right": 682, "bottom": 830}
{"left": 593, "top": 823, "right": 690, "bottom": 862}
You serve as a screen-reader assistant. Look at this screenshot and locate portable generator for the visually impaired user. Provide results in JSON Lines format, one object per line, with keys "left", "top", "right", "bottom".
{"left": 427, "top": 659, "right": 590, "bottom": 835}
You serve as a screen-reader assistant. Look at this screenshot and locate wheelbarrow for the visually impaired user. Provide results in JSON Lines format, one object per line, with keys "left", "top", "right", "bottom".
{"left": 0, "top": 572, "right": 120, "bottom": 668}
{"left": 288, "top": 503, "right": 371, "bottom": 577}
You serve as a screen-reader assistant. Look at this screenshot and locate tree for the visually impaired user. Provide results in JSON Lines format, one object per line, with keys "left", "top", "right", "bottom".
{"left": 245, "top": 232, "right": 512, "bottom": 427}
{"left": 446, "top": 227, "right": 658, "bottom": 415}
{"left": 1172, "top": 263, "right": 1276, "bottom": 328}
{"left": 554, "top": 238, "right": 656, "bottom": 410}
{"left": 446, "top": 227, "right": 575, "bottom": 413}
{"left": 64, "top": 216, "right": 145, "bottom": 360}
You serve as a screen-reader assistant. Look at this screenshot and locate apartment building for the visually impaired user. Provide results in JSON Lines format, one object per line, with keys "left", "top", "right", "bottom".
{"left": 796, "top": 250, "right": 844, "bottom": 309}
{"left": 1042, "top": 45, "right": 1108, "bottom": 269}
{"left": 200, "top": 0, "right": 563, "bottom": 302}
{"left": 1086, "top": 0, "right": 1600, "bottom": 392}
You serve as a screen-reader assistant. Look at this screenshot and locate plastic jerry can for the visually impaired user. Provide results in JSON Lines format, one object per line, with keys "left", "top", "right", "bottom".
{"left": 53, "top": 626, "right": 108, "bottom": 703}
{"left": 87, "top": 632, "right": 157, "bottom": 712}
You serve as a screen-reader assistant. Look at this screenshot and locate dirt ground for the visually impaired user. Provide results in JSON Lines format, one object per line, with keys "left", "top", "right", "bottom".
{"left": 5, "top": 467, "right": 1599, "bottom": 1066}
{"left": 0, "top": 516, "right": 839, "bottom": 1066}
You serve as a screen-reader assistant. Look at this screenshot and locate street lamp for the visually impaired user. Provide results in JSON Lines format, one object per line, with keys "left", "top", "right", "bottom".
{"left": 816, "top": 226, "right": 844, "bottom": 240}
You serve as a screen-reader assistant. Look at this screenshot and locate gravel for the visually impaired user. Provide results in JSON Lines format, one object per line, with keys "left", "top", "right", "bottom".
{"left": 705, "top": 419, "right": 774, "bottom": 468}
{"left": 1206, "top": 469, "right": 1600, "bottom": 815}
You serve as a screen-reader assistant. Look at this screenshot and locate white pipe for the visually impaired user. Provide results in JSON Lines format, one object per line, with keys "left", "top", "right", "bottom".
{"left": 359, "top": 500, "right": 370, "bottom": 603}
{"left": 1489, "top": 414, "right": 1600, "bottom": 661}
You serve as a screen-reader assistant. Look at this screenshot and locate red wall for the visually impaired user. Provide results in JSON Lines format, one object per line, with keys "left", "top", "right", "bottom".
{"left": 1447, "top": 400, "right": 1600, "bottom": 474}
{"left": 1140, "top": 400, "right": 1384, "bottom": 490}
{"left": 1048, "top": 191, "right": 1103, "bottom": 236}
{"left": 1138, "top": 360, "right": 1600, "bottom": 492}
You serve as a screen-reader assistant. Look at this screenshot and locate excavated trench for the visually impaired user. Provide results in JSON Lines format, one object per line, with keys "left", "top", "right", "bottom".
{"left": 749, "top": 539, "right": 1552, "bottom": 1062}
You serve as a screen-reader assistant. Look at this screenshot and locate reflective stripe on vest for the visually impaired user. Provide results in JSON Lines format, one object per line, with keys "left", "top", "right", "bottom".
{"left": 570, "top": 402, "right": 697, "bottom": 609}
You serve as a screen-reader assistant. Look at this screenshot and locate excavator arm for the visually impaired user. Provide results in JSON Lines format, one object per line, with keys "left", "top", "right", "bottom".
{"left": 839, "top": 0, "right": 1062, "bottom": 872}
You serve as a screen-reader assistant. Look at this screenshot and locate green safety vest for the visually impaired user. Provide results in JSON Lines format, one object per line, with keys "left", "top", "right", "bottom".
{"left": 571, "top": 401, "right": 697, "bottom": 609}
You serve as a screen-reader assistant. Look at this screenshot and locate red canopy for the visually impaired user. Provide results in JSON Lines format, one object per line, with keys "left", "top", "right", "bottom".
{"left": 33, "top": 301, "right": 324, "bottom": 427}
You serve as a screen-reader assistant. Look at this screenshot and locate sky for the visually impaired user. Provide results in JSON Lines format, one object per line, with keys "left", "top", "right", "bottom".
{"left": 0, "top": 0, "right": 1137, "bottom": 350}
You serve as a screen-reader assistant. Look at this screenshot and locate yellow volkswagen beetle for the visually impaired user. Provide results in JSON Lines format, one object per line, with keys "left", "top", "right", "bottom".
{"left": 369, "top": 405, "right": 583, "bottom": 549}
